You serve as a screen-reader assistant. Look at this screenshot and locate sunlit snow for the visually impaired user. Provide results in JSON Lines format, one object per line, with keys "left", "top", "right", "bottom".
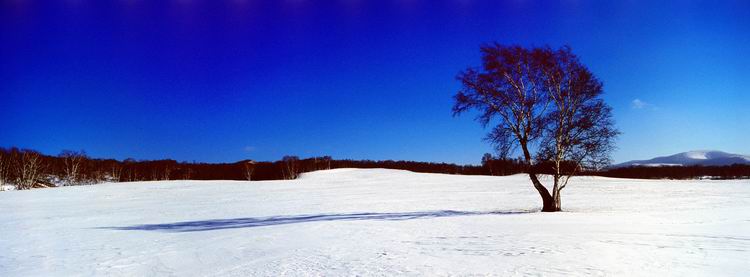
{"left": 1, "top": 169, "right": 748, "bottom": 276}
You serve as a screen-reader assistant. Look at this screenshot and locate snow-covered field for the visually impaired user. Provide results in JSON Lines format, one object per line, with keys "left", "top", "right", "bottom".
{"left": 1, "top": 168, "right": 748, "bottom": 276}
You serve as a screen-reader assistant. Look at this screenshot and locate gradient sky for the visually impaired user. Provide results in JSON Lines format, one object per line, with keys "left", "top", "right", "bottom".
{"left": 2, "top": 1, "right": 748, "bottom": 164}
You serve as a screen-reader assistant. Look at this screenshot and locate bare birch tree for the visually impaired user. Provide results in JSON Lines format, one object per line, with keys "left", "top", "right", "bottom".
{"left": 0, "top": 153, "right": 7, "bottom": 189}
{"left": 14, "top": 150, "right": 44, "bottom": 190}
{"left": 182, "top": 167, "right": 193, "bottom": 180}
{"left": 282, "top": 156, "right": 300, "bottom": 180}
{"left": 454, "top": 44, "right": 618, "bottom": 212}
{"left": 244, "top": 160, "right": 256, "bottom": 181}
{"left": 535, "top": 47, "right": 619, "bottom": 210}
{"left": 323, "top": 156, "right": 332, "bottom": 170}
{"left": 60, "top": 150, "right": 86, "bottom": 186}
{"left": 110, "top": 164, "right": 123, "bottom": 182}
{"left": 163, "top": 166, "right": 171, "bottom": 181}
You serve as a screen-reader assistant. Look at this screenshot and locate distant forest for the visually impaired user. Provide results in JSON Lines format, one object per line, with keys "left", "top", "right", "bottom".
{"left": 0, "top": 147, "right": 748, "bottom": 190}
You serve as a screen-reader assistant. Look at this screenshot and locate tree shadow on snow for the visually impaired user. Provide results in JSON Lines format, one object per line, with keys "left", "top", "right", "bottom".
{"left": 99, "top": 210, "right": 532, "bottom": 233}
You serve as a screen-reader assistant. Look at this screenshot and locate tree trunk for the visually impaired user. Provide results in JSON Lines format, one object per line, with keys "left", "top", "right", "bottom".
{"left": 551, "top": 186, "right": 562, "bottom": 211}
{"left": 520, "top": 141, "right": 559, "bottom": 212}
{"left": 549, "top": 175, "right": 562, "bottom": 212}
{"left": 528, "top": 173, "right": 557, "bottom": 212}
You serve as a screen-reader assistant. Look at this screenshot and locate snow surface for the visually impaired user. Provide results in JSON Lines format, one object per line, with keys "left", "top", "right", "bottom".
{"left": 684, "top": 151, "right": 710, "bottom": 160}
{"left": 1, "top": 168, "right": 749, "bottom": 276}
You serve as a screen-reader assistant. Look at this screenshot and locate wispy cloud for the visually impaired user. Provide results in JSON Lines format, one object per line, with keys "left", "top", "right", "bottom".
{"left": 631, "top": 98, "right": 649, "bottom": 109}
{"left": 243, "top": 146, "right": 256, "bottom": 153}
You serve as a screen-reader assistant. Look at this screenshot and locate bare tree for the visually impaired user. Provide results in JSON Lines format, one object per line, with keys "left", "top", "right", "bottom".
{"left": 123, "top": 158, "right": 137, "bottom": 182}
{"left": 110, "top": 164, "right": 123, "bottom": 182}
{"left": 243, "top": 160, "right": 256, "bottom": 181}
{"left": 125, "top": 168, "right": 137, "bottom": 182}
{"left": 315, "top": 156, "right": 332, "bottom": 170}
{"left": 90, "top": 169, "right": 105, "bottom": 184}
{"left": 282, "top": 155, "right": 300, "bottom": 180}
{"left": 482, "top": 153, "right": 495, "bottom": 176}
{"left": 0, "top": 153, "right": 8, "bottom": 189}
{"left": 534, "top": 47, "right": 619, "bottom": 210}
{"left": 323, "top": 156, "right": 332, "bottom": 170}
{"left": 59, "top": 150, "right": 86, "bottom": 186}
{"left": 163, "top": 165, "right": 171, "bottom": 181}
{"left": 453, "top": 44, "right": 618, "bottom": 212}
{"left": 14, "top": 150, "right": 45, "bottom": 190}
{"left": 182, "top": 167, "right": 193, "bottom": 180}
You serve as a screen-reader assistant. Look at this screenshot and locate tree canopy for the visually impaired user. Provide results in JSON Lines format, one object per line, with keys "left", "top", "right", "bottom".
{"left": 454, "top": 44, "right": 619, "bottom": 211}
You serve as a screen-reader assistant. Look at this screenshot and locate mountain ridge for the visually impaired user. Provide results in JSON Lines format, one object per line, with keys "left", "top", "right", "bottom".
{"left": 614, "top": 150, "right": 750, "bottom": 168}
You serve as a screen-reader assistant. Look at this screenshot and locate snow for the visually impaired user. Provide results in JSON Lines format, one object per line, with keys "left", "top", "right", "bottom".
{"left": 1, "top": 168, "right": 748, "bottom": 276}
{"left": 684, "top": 150, "right": 710, "bottom": 160}
{"left": 631, "top": 163, "right": 683, "bottom": 167}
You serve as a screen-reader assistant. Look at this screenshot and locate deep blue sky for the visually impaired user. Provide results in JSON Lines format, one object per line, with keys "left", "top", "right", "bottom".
{"left": 2, "top": 1, "right": 748, "bottom": 164}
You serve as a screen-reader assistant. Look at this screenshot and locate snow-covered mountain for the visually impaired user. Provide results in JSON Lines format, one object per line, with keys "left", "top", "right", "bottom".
{"left": 614, "top": 150, "right": 750, "bottom": 167}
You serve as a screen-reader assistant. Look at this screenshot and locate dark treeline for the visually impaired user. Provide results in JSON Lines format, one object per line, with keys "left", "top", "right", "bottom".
{"left": 0, "top": 147, "right": 500, "bottom": 189}
{"left": 597, "top": 164, "right": 750, "bottom": 180}
{"left": 0, "top": 147, "right": 532, "bottom": 190}
{"left": 1, "top": 147, "right": 748, "bottom": 190}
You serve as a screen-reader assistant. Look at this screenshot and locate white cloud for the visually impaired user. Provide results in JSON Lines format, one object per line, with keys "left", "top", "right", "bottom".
{"left": 631, "top": 98, "right": 648, "bottom": 109}
{"left": 243, "top": 146, "right": 256, "bottom": 152}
